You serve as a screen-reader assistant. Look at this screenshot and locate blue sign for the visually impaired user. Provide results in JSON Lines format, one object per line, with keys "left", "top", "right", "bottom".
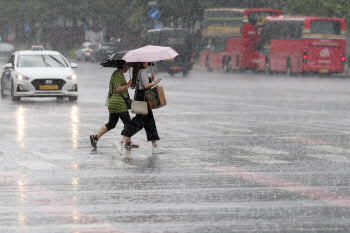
{"left": 24, "top": 24, "right": 31, "bottom": 32}
{"left": 82, "top": 24, "right": 88, "bottom": 31}
{"left": 148, "top": 8, "right": 160, "bottom": 20}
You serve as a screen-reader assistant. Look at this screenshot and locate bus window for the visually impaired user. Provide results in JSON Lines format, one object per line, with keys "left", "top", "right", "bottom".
{"left": 310, "top": 20, "right": 341, "bottom": 35}
{"left": 282, "top": 22, "right": 303, "bottom": 40}
{"left": 208, "top": 38, "right": 227, "bottom": 53}
{"left": 256, "top": 21, "right": 282, "bottom": 51}
{"left": 248, "top": 11, "right": 280, "bottom": 25}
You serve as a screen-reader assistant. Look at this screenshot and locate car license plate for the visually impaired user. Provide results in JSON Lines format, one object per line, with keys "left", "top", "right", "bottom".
{"left": 170, "top": 66, "right": 181, "bottom": 70}
{"left": 319, "top": 68, "right": 328, "bottom": 73}
{"left": 39, "top": 85, "right": 58, "bottom": 90}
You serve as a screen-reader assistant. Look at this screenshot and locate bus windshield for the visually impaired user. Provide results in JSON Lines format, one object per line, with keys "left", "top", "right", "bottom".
{"left": 203, "top": 11, "right": 244, "bottom": 26}
{"left": 310, "top": 20, "right": 341, "bottom": 35}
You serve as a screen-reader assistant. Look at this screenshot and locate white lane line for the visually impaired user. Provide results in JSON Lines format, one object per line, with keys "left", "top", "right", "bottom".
{"left": 307, "top": 145, "right": 350, "bottom": 154}
{"left": 17, "top": 161, "right": 57, "bottom": 170}
{"left": 306, "top": 154, "right": 350, "bottom": 164}
{"left": 233, "top": 155, "right": 292, "bottom": 164}
{"left": 231, "top": 146, "right": 289, "bottom": 155}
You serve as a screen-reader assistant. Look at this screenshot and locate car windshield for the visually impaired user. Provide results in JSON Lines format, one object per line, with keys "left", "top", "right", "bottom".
{"left": 88, "top": 44, "right": 98, "bottom": 49}
{"left": 17, "top": 54, "right": 68, "bottom": 67}
{"left": 159, "top": 30, "right": 190, "bottom": 46}
{"left": 101, "top": 44, "right": 117, "bottom": 50}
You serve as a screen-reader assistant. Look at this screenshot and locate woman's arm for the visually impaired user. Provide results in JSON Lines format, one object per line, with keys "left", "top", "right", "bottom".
{"left": 115, "top": 80, "right": 132, "bottom": 92}
{"left": 143, "top": 78, "right": 161, "bottom": 89}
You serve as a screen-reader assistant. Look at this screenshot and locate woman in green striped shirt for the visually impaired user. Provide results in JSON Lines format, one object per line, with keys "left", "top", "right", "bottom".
{"left": 90, "top": 61, "right": 138, "bottom": 149}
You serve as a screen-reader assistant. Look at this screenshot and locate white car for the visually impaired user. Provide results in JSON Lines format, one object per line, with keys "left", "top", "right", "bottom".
{"left": 0, "top": 50, "right": 78, "bottom": 102}
{"left": 74, "top": 42, "right": 98, "bottom": 62}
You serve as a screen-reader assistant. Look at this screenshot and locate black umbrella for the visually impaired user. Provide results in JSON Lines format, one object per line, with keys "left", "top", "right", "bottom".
{"left": 100, "top": 51, "right": 128, "bottom": 67}
{"left": 100, "top": 51, "right": 155, "bottom": 68}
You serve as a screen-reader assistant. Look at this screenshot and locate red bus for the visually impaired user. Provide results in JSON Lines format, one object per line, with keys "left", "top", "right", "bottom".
{"left": 199, "top": 8, "right": 281, "bottom": 72}
{"left": 256, "top": 15, "right": 347, "bottom": 74}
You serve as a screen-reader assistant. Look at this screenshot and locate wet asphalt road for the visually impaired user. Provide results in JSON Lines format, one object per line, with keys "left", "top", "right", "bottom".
{"left": 1, "top": 61, "right": 350, "bottom": 233}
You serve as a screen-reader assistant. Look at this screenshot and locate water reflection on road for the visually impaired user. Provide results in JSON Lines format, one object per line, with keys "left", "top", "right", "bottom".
{"left": 16, "top": 105, "right": 26, "bottom": 147}
{"left": 70, "top": 105, "right": 79, "bottom": 150}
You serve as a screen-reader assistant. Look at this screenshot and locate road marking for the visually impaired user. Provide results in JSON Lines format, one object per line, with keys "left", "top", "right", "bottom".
{"left": 306, "top": 154, "right": 350, "bottom": 164}
{"left": 206, "top": 167, "right": 350, "bottom": 208}
{"left": 307, "top": 145, "right": 350, "bottom": 154}
{"left": 233, "top": 155, "right": 292, "bottom": 164}
{"left": 231, "top": 146, "right": 289, "bottom": 155}
{"left": 18, "top": 161, "right": 57, "bottom": 170}
{"left": 277, "top": 136, "right": 336, "bottom": 145}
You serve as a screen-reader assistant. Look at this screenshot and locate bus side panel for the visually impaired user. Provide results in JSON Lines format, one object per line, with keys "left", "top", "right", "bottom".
{"left": 208, "top": 52, "right": 225, "bottom": 69}
{"left": 269, "top": 39, "right": 302, "bottom": 72}
{"left": 257, "top": 54, "right": 267, "bottom": 71}
{"left": 200, "top": 50, "right": 225, "bottom": 70}
{"left": 200, "top": 50, "right": 210, "bottom": 68}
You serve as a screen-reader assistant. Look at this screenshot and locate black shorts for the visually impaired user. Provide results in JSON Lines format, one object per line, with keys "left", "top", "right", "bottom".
{"left": 105, "top": 111, "right": 131, "bottom": 131}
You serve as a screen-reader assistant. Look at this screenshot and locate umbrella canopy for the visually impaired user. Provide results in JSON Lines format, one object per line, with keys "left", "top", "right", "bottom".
{"left": 100, "top": 51, "right": 127, "bottom": 67}
{"left": 122, "top": 45, "right": 179, "bottom": 62}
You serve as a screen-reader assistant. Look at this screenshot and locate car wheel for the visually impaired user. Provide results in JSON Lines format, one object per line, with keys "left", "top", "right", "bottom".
{"left": 1, "top": 79, "right": 6, "bottom": 99}
{"left": 182, "top": 70, "right": 189, "bottom": 77}
{"left": 68, "top": 96, "right": 78, "bottom": 102}
{"left": 11, "top": 81, "right": 20, "bottom": 102}
{"left": 168, "top": 70, "right": 176, "bottom": 76}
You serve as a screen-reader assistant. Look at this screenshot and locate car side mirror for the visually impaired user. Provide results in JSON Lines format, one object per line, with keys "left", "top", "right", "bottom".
{"left": 4, "top": 63, "right": 13, "bottom": 69}
{"left": 71, "top": 63, "right": 78, "bottom": 68}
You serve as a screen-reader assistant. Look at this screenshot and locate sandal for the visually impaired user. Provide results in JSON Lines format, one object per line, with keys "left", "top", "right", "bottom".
{"left": 125, "top": 142, "right": 139, "bottom": 149}
{"left": 90, "top": 134, "right": 98, "bottom": 149}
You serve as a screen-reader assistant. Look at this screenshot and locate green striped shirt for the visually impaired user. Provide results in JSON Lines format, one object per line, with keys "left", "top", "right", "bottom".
{"left": 108, "top": 71, "right": 128, "bottom": 113}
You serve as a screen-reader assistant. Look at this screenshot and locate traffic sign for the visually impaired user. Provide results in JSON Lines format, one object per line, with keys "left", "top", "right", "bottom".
{"left": 148, "top": 8, "right": 160, "bottom": 20}
{"left": 24, "top": 24, "right": 31, "bottom": 32}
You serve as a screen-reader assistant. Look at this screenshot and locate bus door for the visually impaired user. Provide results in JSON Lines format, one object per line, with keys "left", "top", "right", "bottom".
{"left": 244, "top": 11, "right": 281, "bottom": 68}
{"left": 242, "top": 23, "right": 259, "bottom": 68}
{"left": 206, "top": 37, "right": 227, "bottom": 69}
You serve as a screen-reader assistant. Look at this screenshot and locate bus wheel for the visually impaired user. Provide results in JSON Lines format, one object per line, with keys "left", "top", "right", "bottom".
{"left": 226, "top": 57, "right": 231, "bottom": 73}
{"left": 206, "top": 57, "right": 212, "bottom": 72}
{"left": 265, "top": 59, "right": 270, "bottom": 76}
{"left": 286, "top": 59, "right": 292, "bottom": 76}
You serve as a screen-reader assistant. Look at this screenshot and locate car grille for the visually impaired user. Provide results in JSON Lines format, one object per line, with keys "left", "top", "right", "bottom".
{"left": 31, "top": 79, "right": 66, "bottom": 90}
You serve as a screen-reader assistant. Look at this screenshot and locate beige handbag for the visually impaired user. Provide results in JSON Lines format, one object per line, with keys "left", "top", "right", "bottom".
{"left": 131, "top": 100, "right": 148, "bottom": 115}
{"left": 131, "top": 73, "right": 148, "bottom": 115}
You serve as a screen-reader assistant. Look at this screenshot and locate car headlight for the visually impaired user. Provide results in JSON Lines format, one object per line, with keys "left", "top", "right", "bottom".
{"left": 67, "top": 74, "right": 77, "bottom": 80}
{"left": 16, "top": 74, "right": 30, "bottom": 80}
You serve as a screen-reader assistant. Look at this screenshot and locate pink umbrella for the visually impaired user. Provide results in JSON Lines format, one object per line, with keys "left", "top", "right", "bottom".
{"left": 122, "top": 45, "right": 179, "bottom": 62}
